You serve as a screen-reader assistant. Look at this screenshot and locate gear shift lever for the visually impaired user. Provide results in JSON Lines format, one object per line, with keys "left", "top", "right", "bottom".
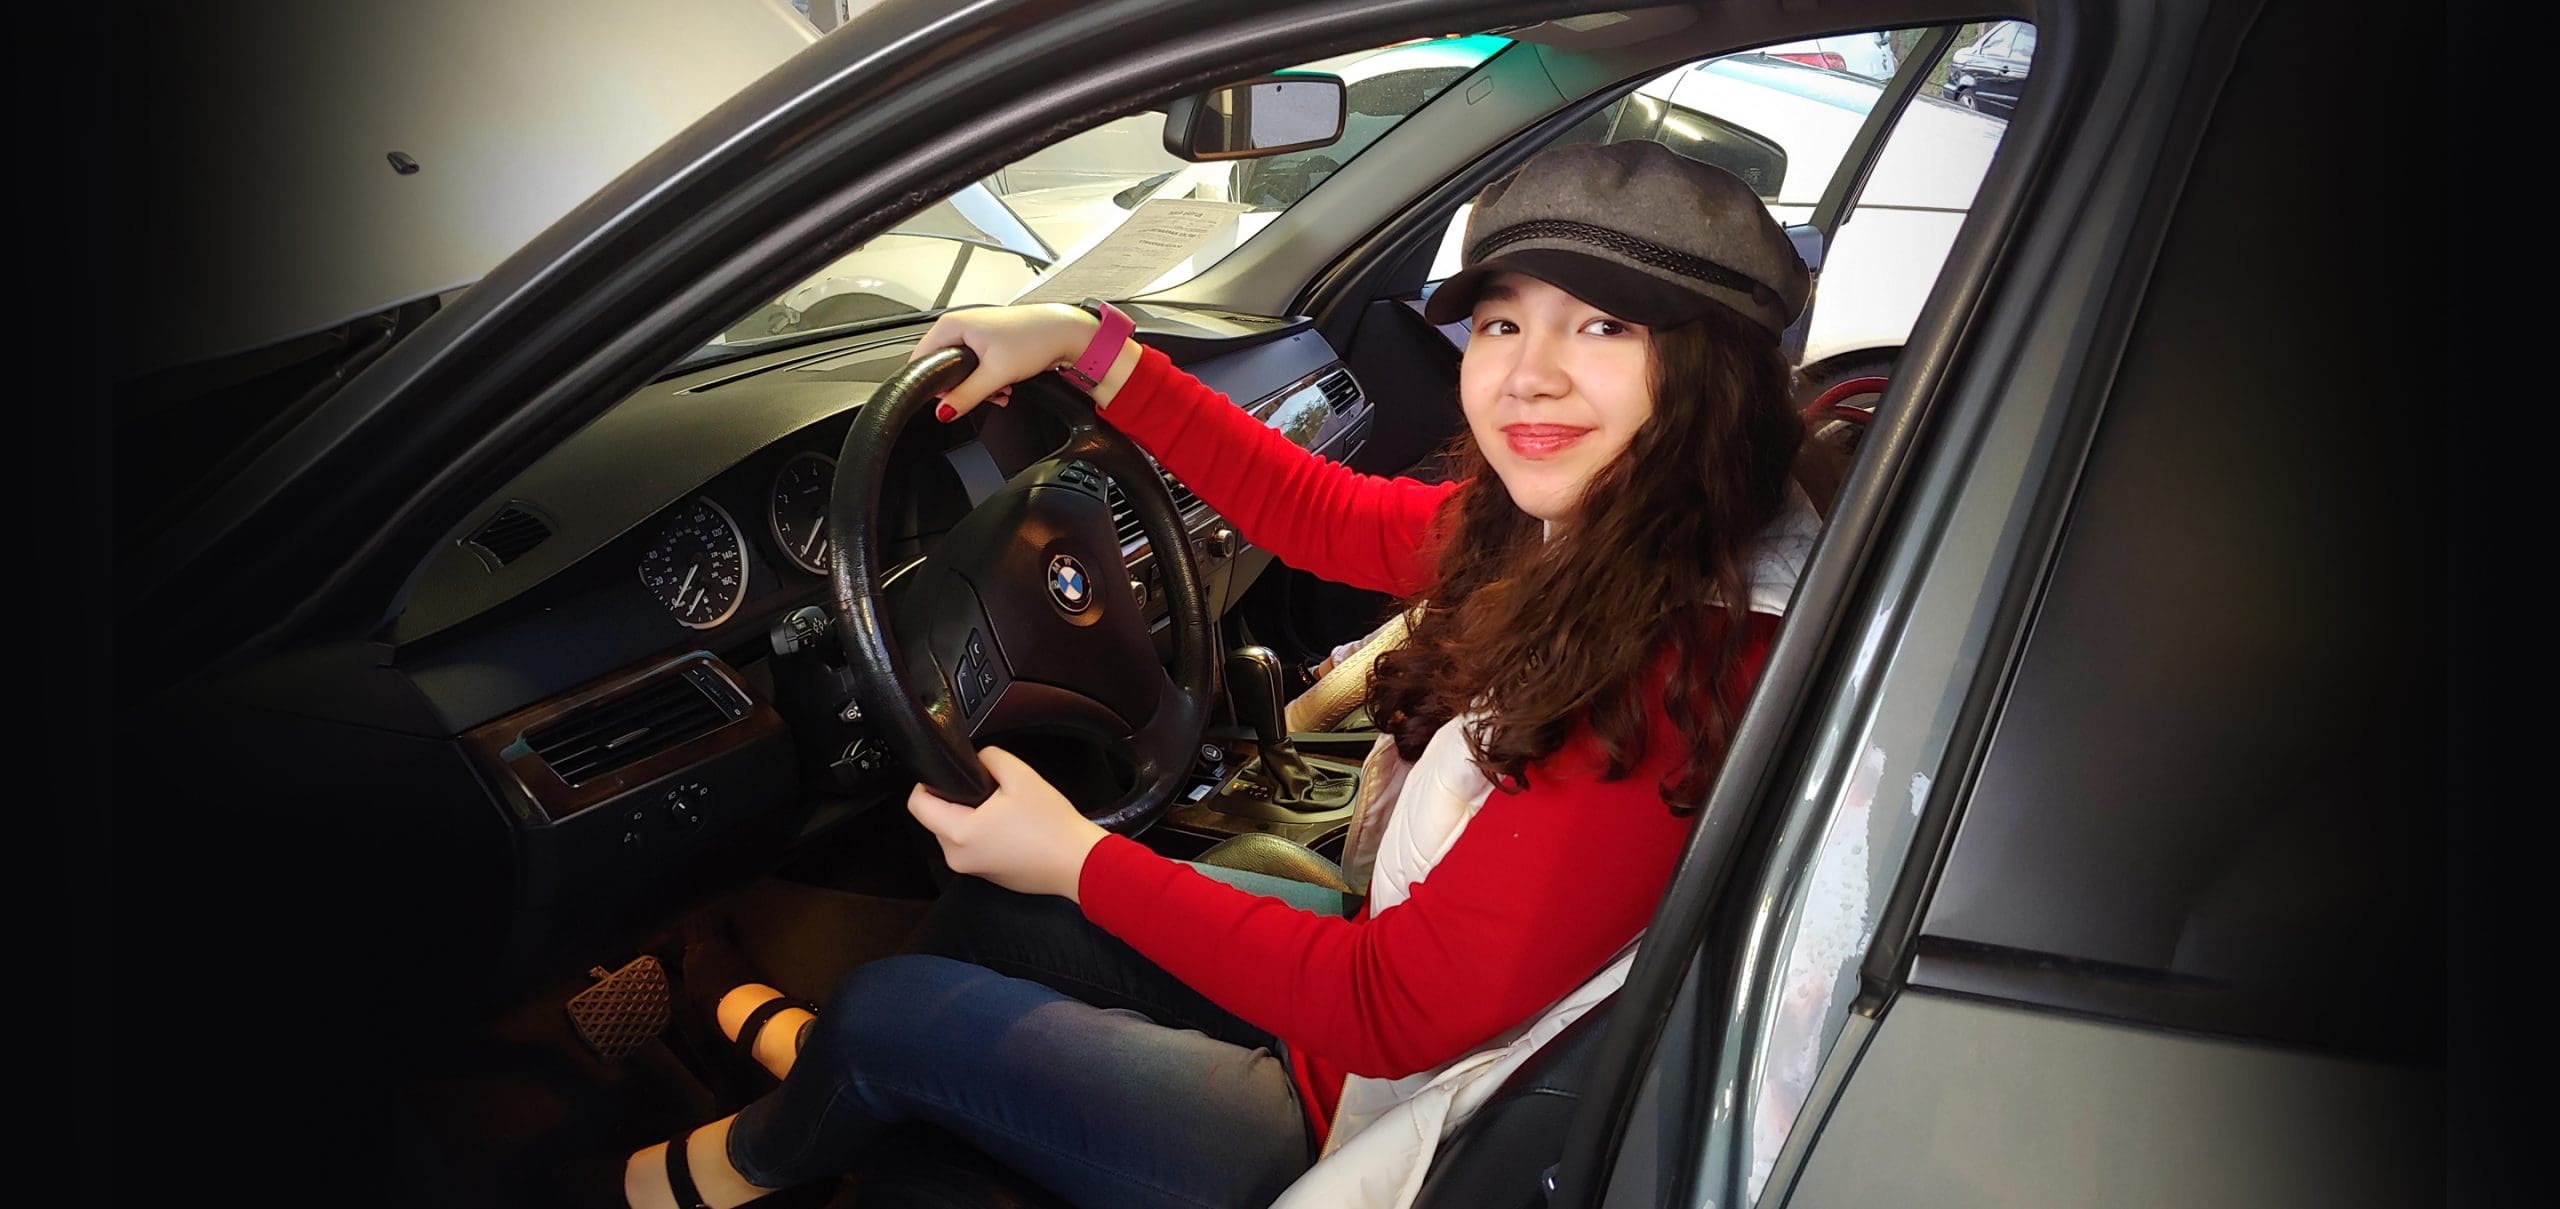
{"left": 1227, "top": 646, "right": 1315, "bottom": 799}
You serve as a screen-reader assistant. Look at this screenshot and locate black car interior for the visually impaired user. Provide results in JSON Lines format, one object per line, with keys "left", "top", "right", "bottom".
{"left": 376, "top": 292, "right": 1456, "bottom": 1204}
{"left": 380, "top": 301, "right": 1867, "bottom": 1205}
{"left": 117, "top": 15, "right": 1949, "bottom": 1209}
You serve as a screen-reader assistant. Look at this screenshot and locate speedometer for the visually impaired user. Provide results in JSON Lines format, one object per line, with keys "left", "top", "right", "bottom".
{"left": 768, "top": 451, "right": 837, "bottom": 574}
{"left": 638, "top": 498, "right": 749, "bottom": 629}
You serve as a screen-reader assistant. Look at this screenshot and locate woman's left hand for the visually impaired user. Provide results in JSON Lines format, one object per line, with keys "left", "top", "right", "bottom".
{"left": 906, "top": 746, "right": 1110, "bottom": 902}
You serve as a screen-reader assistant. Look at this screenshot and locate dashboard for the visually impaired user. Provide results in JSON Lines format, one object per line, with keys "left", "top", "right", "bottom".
{"left": 382, "top": 304, "right": 1378, "bottom": 978}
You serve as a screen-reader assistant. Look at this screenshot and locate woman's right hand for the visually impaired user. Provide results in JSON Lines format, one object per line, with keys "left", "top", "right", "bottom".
{"left": 906, "top": 745, "right": 1110, "bottom": 903}
{"left": 906, "top": 303, "right": 1104, "bottom": 422}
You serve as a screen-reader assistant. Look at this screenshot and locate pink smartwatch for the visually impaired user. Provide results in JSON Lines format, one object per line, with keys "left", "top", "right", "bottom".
{"left": 1059, "top": 297, "right": 1134, "bottom": 393}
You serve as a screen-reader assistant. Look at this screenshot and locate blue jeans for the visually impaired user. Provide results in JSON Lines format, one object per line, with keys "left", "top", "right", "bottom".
{"left": 724, "top": 865, "right": 1358, "bottom": 1209}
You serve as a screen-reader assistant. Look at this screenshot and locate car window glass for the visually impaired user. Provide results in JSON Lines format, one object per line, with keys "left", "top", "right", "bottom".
{"left": 1423, "top": 47, "right": 1884, "bottom": 283}
{"left": 1425, "top": 35, "right": 1906, "bottom": 288}
{"left": 700, "top": 34, "right": 1508, "bottom": 354}
{"left": 1795, "top": 28, "right": 2022, "bottom": 372}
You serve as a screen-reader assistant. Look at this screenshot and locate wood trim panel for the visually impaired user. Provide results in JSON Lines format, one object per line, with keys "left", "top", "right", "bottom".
{"left": 462, "top": 651, "right": 785, "bottom": 824}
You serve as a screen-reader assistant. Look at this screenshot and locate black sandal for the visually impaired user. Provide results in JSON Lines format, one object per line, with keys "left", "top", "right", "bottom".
{"left": 670, "top": 918, "right": 814, "bottom": 1101}
{"left": 663, "top": 1126, "right": 715, "bottom": 1209}
{"left": 657, "top": 1124, "right": 834, "bottom": 1209}
{"left": 727, "top": 992, "right": 820, "bottom": 1077}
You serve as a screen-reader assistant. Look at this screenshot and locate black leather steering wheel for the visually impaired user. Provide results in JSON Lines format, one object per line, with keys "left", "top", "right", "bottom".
{"left": 827, "top": 347, "right": 1218, "bottom": 833}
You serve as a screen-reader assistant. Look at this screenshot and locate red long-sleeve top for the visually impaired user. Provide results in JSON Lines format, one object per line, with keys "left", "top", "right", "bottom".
{"left": 1079, "top": 346, "right": 1778, "bottom": 1145}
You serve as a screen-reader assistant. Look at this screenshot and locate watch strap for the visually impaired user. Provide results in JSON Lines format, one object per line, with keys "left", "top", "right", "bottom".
{"left": 1062, "top": 298, "right": 1134, "bottom": 391}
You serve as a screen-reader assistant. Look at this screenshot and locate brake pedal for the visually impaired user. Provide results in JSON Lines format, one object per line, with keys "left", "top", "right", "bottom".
{"left": 565, "top": 954, "right": 672, "bottom": 1062}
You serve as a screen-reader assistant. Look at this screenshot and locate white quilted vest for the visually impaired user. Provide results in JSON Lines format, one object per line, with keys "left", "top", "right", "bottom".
{"left": 1270, "top": 484, "right": 1819, "bottom": 1209}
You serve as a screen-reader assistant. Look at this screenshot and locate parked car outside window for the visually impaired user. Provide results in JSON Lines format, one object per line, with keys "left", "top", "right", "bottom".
{"left": 1756, "top": 33, "right": 1898, "bottom": 80}
{"left": 1943, "top": 19, "right": 2035, "bottom": 115}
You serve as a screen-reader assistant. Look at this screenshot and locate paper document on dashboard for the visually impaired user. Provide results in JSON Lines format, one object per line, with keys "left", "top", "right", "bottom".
{"left": 1011, "top": 198, "right": 1255, "bottom": 305}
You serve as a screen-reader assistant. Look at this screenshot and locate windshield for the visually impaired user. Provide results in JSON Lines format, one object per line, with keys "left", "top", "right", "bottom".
{"left": 692, "top": 34, "right": 1510, "bottom": 362}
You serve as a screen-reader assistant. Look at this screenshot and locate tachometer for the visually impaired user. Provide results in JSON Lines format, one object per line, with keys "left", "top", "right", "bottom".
{"left": 639, "top": 498, "right": 749, "bottom": 629}
{"left": 768, "top": 451, "right": 837, "bottom": 574}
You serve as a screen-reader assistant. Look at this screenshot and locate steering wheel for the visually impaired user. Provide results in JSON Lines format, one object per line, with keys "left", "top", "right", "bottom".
{"left": 826, "top": 347, "right": 1218, "bottom": 833}
{"left": 1802, "top": 374, "right": 1887, "bottom": 426}
{"left": 1801, "top": 373, "right": 1884, "bottom": 454}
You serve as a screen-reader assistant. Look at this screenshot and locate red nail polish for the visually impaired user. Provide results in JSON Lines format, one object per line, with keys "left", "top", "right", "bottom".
{"left": 935, "top": 402, "right": 957, "bottom": 423}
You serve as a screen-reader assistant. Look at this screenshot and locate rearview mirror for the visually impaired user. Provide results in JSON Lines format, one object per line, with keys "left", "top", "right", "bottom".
{"left": 1163, "top": 73, "right": 1347, "bottom": 162}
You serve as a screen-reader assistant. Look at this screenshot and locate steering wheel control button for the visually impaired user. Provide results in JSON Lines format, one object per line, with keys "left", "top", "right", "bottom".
{"left": 948, "top": 627, "right": 1008, "bottom": 718}
{"left": 1046, "top": 553, "right": 1095, "bottom": 614}
{"left": 1056, "top": 461, "right": 1109, "bottom": 499}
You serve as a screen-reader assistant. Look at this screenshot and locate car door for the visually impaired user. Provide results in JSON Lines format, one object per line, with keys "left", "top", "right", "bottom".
{"left": 1548, "top": 2, "right": 2444, "bottom": 1206}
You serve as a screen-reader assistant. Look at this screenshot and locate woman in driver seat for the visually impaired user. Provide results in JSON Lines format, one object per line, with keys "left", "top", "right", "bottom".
{"left": 627, "top": 139, "right": 1823, "bottom": 1209}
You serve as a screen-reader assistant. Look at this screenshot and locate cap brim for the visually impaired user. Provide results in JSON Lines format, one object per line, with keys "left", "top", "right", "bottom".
{"left": 1421, "top": 247, "right": 1719, "bottom": 328}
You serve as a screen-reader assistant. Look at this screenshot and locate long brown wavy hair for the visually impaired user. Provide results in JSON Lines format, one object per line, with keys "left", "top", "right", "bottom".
{"left": 1365, "top": 301, "right": 1802, "bottom": 811}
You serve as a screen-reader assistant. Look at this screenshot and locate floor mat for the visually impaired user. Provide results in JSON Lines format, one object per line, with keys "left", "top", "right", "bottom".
{"left": 396, "top": 963, "right": 721, "bottom": 1209}
{"left": 395, "top": 879, "right": 926, "bottom": 1206}
{"left": 723, "top": 877, "right": 937, "bottom": 1007}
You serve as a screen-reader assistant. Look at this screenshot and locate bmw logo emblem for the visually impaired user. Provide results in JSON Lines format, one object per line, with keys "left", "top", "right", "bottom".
{"left": 1046, "top": 553, "right": 1093, "bottom": 614}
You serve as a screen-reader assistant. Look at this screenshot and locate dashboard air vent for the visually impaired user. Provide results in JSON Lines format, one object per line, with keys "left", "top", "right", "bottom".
{"left": 525, "top": 663, "right": 747, "bottom": 787}
{"left": 1162, "top": 472, "right": 1202, "bottom": 515}
{"left": 466, "top": 506, "right": 552, "bottom": 566}
{"left": 1316, "top": 369, "right": 1361, "bottom": 415}
{"left": 1108, "top": 466, "right": 1203, "bottom": 548}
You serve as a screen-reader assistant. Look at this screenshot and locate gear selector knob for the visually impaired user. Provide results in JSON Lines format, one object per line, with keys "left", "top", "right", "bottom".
{"left": 1226, "top": 645, "right": 1312, "bottom": 798}
{"left": 1227, "top": 647, "right": 1288, "bottom": 744}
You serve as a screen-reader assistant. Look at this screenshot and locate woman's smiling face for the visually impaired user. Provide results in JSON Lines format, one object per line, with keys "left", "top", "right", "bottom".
{"left": 1458, "top": 272, "right": 1657, "bottom": 526}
